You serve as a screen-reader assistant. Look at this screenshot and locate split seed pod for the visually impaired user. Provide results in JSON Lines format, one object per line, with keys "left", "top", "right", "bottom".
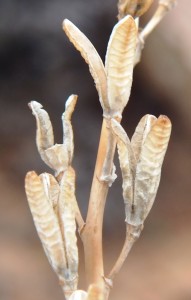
{"left": 25, "top": 169, "right": 79, "bottom": 298}
{"left": 112, "top": 115, "right": 171, "bottom": 226}
{"left": 29, "top": 95, "right": 77, "bottom": 177}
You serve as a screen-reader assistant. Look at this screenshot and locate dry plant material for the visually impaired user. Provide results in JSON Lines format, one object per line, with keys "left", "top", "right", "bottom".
{"left": 25, "top": 1, "right": 176, "bottom": 299}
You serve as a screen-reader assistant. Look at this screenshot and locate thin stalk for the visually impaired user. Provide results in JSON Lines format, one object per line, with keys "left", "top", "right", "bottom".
{"left": 108, "top": 224, "right": 143, "bottom": 280}
{"left": 81, "top": 118, "right": 117, "bottom": 289}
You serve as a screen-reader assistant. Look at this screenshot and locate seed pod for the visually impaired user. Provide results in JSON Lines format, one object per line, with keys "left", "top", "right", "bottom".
{"left": 105, "top": 15, "right": 137, "bottom": 117}
{"left": 29, "top": 101, "right": 54, "bottom": 168}
{"left": 134, "top": 115, "right": 172, "bottom": 224}
{"left": 62, "top": 95, "right": 77, "bottom": 164}
{"left": 111, "top": 119, "right": 135, "bottom": 223}
{"left": 131, "top": 114, "right": 156, "bottom": 163}
{"left": 25, "top": 171, "right": 67, "bottom": 276}
{"left": 63, "top": 19, "right": 109, "bottom": 114}
{"left": 118, "top": 0, "right": 153, "bottom": 19}
{"left": 58, "top": 167, "right": 78, "bottom": 293}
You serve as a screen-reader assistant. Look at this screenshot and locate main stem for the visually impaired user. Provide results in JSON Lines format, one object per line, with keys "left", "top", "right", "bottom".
{"left": 81, "top": 118, "right": 116, "bottom": 289}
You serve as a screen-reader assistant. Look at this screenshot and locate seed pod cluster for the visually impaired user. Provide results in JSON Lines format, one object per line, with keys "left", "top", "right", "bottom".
{"left": 63, "top": 16, "right": 137, "bottom": 118}
{"left": 25, "top": 96, "right": 79, "bottom": 299}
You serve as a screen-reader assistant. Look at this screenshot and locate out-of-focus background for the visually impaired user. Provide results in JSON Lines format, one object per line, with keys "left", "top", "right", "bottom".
{"left": 0, "top": 1, "right": 191, "bottom": 300}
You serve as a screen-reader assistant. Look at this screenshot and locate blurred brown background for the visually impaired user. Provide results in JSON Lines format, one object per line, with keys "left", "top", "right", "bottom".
{"left": 0, "top": 1, "right": 191, "bottom": 300}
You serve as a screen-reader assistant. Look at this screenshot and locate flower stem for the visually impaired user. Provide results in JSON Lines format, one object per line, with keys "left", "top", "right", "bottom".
{"left": 81, "top": 118, "right": 117, "bottom": 291}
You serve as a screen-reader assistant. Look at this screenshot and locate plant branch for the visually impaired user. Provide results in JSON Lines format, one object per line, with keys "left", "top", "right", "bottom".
{"left": 108, "top": 223, "right": 143, "bottom": 280}
{"left": 81, "top": 118, "right": 117, "bottom": 289}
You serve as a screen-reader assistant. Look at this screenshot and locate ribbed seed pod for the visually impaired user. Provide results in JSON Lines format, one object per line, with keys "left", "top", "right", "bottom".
{"left": 25, "top": 171, "right": 67, "bottom": 276}
{"left": 105, "top": 15, "right": 137, "bottom": 117}
{"left": 58, "top": 167, "right": 78, "bottom": 293}
{"left": 63, "top": 19, "right": 109, "bottom": 114}
{"left": 134, "top": 115, "right": 172, "bottom": 224}
{"left": 118, "top": 0, "right": 153, "bottom": 19}
{"left": 29, "top": 101, "right": 54, "bottom": 168}
{"left": 131, "top": 114, "right": 156, "bottom": 163}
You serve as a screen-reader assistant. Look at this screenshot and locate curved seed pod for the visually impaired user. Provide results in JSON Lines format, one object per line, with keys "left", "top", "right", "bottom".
{"left": 105, "top": 16, "right": 137, "bottom": 117}
{"left": 87, "top": 284, "right": 104, "bottom": 300}
{"left": 118, "top": 0, "right": 153, "bottom": 19}
{"left": 58, "top": 167, "right": 78, "bottom": 294}
{"left": 68, "top": 290, "right": 87, "bottom": 300}
{"left": 63, "top": 19, "right": 109, "bottom": 114}
{"left": 45, "top": 144, "right": 69, "bottom": 177}
{"left": 133, "top": 115, "right": 172, "bottom": 224}
{"left": 29, "top": 101, "right": 54, "bottom": 168}
{"left": 62, "top": 95, "right": 77, "bottom": 163}
{"left": 25, "top": 171, "right": 67, "bottom": 277}
{"left": 111, "top": 119, "right": 135, "bottom": 224}
{"left": 131, "top": 114, "right": 156, "bottom": 163}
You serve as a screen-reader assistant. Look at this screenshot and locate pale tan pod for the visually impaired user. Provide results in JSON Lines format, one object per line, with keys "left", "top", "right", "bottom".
{"left": 58, "top": 167, "right": 78, "bottom": 292}
{"left": 118, "top": 0, "right": 153, "bottom": 19}
{"left": 111, "top": 119, "right": 135, "bottom": 223}
{"left": 29, "top": 101, "right": 54, "bottom": 168}
{"left": 105, "top": 16, "right": 137, "bottom": 117}
{"left": 131, "top": 114, "right": 156, "bottom": 163}
{"left": 62, "top": 95, "right": 77, "bottom": 163}
{"left": 134, "top": 115, "right": 172, "bottom": 223}
{"left": 25, "top": 171, "right": 67, "bottom": 276}
{"left": 63, "top": 19, "right": 109, "bottom": 114}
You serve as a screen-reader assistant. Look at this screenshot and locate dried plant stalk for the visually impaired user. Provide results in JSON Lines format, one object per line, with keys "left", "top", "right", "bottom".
{"left": 25, "top": 1, "right": 176, "bottom": 299}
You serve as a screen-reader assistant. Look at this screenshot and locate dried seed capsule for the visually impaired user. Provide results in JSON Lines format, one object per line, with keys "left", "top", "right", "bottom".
{"left": 111, "top": 119, "right": 135, "bottom": 223}
{"left": 134, "top": 115, "right": 172, "bottom": 224}
{"left": 63, "top": 19, "right": 109, "bottom": 114}
{"left": 62, "top": 95, "right": 77, "bottom": 164}
{"left": 25, "top": 171, "right": 67, "bottom": 277}
{"left": 105, "top": 15, "right": 137, "bottom": 117}
{"left": 29, "top": 101, "right": 54, "bottom": 168}
{"left": 58, "top": 167, "right": 79, "bottom": 293}
{"left": 118, "top": 0, "right": 153, "bottom": 19}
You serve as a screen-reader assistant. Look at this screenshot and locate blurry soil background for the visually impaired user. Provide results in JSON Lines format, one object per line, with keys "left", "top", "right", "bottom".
{"left": 0, "top": 1, "right": 191, "bottom": 300}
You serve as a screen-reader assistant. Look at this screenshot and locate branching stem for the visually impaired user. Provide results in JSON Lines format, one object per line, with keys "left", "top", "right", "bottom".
{"left": 81, "top": 118, "right": 117, "bottom": 290}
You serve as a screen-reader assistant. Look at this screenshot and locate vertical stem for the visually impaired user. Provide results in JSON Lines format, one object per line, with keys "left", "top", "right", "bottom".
{"left": 81, "top": 118, "right": 116, "bottom": 289}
